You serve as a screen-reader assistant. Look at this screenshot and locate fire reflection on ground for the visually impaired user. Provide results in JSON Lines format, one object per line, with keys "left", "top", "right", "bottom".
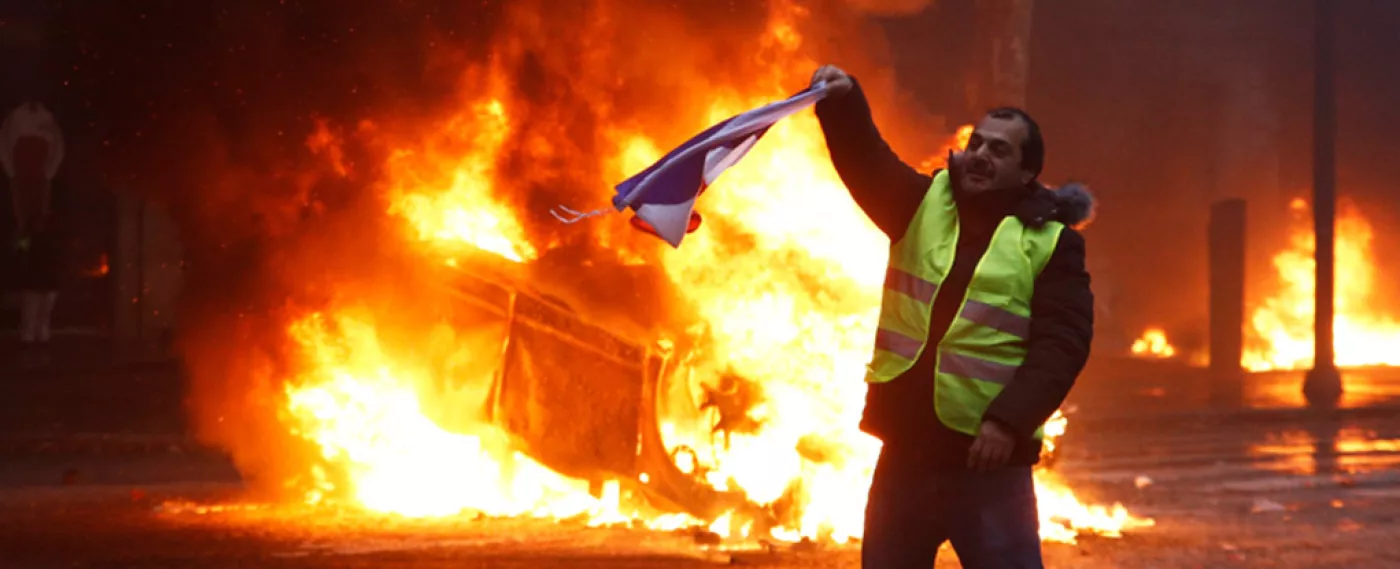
{"left": 151, "top": 501, "right": 741, "bottom": 559}
{"left": 1243, "top": 368, "right": 1400, "bottom": 409}
{"left": 1250, "top": 425, "right": 1400, "bottom": 477}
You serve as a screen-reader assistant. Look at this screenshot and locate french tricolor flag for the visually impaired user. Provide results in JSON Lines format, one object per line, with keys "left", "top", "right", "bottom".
{"left": 552, "top": 82, "right": 833, "bottom": 247}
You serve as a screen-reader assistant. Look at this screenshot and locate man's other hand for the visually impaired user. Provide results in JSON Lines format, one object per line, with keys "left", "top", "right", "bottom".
{"left": 946, "top": 148, "right": 968, "bottom": 179}
{"left": 810, "top": 65, "right": 853, "bottom": 98}
{"left": 968, "top": 419, "right": 1016, "bottom": 472}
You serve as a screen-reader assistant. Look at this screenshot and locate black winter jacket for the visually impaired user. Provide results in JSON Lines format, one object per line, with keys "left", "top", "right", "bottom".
{"left": 815, "top": 79, "right": 1095, "bottom": 469}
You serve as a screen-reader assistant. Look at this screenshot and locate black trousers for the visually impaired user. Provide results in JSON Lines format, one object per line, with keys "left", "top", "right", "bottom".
{"left": 862, "top": 445, "right": 1043, "bottom": 569}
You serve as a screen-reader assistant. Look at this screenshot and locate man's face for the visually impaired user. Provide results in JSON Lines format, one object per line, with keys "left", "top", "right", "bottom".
{"left": 959, "top": 114, "right": 1034, "bottom": 194}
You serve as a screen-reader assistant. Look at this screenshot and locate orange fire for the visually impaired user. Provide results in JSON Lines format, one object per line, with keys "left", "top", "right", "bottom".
{"left": 184, "top": 0, "right": 1151, "bottom": 549}
{"left": 1244, "top": 198, "right": 1400, "bottom": 371}
{"left": 1034, "top": 411, "right": 1153, "bottom": 541}
{"left": 284, "top": 312, "right": 586, "bottom": 518}
{"left": 281, "top": 310, "right": 702, "bottom": 530}
{"left": 1130, "top": 327, "right": 1176, "bottom": 359}
{"left": 380, "top": 96, "right": 539, "bottom": 264}
{"left": 918, "top": 124, "right": 974, "bottom": 172}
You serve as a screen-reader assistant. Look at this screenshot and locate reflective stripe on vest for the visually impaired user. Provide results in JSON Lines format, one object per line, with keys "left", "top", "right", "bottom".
{"left": 938, "top": 350, "right": 1018, "bottom": 385}
{"left": 885, "top": 267, "right": 939, "bottom": 304}
{"left": 960, "top": 300, "right": 1031, "bottom": 341}
{"left": 874, "top": 328, "right": 923, "bottom": 360}
{"left": 864, "top": 170, "right": 1065, "bottom": 439}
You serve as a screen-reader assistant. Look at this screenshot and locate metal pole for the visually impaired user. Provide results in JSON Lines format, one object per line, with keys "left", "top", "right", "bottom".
{"left": 1304, "top": 0, "right": 1342, "bottom": 407}
{"left": 1209, "top": 199, "right": 1246, "bottom": 407}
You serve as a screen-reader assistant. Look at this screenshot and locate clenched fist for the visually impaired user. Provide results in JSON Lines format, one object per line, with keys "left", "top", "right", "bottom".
{"left": 810, "top": 64, "right": 854, "bottom": 98}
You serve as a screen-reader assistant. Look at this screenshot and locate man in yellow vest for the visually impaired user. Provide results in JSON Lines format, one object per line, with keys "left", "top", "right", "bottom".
{"left": 812, "top": 65, "right": 1095, "bottom": 568}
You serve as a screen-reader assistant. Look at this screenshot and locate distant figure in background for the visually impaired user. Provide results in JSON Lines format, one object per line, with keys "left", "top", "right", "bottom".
{"left": 1, "top": 100, "right": 65, "bottom": 349}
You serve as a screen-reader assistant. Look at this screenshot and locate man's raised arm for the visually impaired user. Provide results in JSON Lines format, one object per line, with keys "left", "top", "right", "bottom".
{"left": 811, "top": 65, "right": 929, "bottom": 241}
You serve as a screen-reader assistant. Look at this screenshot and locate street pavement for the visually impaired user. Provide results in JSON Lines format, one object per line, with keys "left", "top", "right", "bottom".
{"left": 2, "top": 362, "right": 1400, "bottom": 567}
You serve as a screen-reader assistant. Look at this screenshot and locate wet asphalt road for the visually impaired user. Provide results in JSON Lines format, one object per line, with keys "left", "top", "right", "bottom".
{"left": 4, "top": 407, "right": 1400, "bottom": 567}
{"left": 0, "top": 490, "right": 1396, "bottom": 568}
{"left": 4, "top": 362, "right": 1400, "bottom": 566}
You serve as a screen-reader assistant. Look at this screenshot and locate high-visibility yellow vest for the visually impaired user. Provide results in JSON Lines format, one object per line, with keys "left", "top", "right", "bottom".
{"left": 865, "top": 170, "right": 1065, "bottom": 439}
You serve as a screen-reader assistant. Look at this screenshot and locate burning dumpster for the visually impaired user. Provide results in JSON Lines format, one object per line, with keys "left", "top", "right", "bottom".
{"left": 442, "top": 263, "right": 765, "bottom": 527}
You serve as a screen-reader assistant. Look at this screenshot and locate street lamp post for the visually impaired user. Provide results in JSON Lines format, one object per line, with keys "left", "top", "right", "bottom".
{"left": 1303, "top": 0, "right": 1342, "bottom": 407}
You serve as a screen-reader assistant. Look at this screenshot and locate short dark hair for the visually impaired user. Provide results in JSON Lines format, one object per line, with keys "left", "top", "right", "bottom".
{"left": 985, "top": 107, "right": 1044, "bottom": 179}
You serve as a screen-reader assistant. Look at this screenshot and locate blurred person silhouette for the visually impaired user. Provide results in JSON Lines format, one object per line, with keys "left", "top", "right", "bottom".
{"left": 2, "top": 98, "right": 65, "bottom": 352}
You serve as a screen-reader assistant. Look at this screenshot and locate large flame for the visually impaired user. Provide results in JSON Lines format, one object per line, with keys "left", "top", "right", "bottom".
{"left": 280, "top": 310, "right": 703, "bottom": 531}
{"left": 180, "top": 0, "right": 1151, "bottom": 549}
{"left": 283, "top": 311, "right": 598, "bottom": 519}
{"left": 632, "top": 12, "right": 888, "bottom": 542}
{"left": 1244, "top": 198, "right": 1400, "bottom": 371}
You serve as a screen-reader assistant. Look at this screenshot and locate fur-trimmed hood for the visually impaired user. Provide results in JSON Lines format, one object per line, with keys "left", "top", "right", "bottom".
{"left": 942, "top": 166, "right": 1098, "bottom": 231}
{"left": 1014, "top": 181, "right": 1097, "bottom": 230}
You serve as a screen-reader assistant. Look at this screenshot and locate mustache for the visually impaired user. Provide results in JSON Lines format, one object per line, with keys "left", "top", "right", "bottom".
{"left": 967, "top": 156, "right": 995, "bottom": 177}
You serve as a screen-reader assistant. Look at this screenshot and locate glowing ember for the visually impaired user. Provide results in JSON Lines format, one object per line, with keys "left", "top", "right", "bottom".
{"left": 83, "top": 253, "right": 111, "bottom": 278}
{"left": 1130, "top": 327, "right": 1177, "bottom": 359}
{"left": 1244, "top": 198, "right": 1400, "bottom": 371}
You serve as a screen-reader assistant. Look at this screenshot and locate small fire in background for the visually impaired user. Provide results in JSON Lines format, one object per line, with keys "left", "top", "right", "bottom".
{"left": 1130, "top": 327, "right": 1176, "bottom": 359}
{"left": 1244, "top": 198, "right": 1400, "bottom": 371}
